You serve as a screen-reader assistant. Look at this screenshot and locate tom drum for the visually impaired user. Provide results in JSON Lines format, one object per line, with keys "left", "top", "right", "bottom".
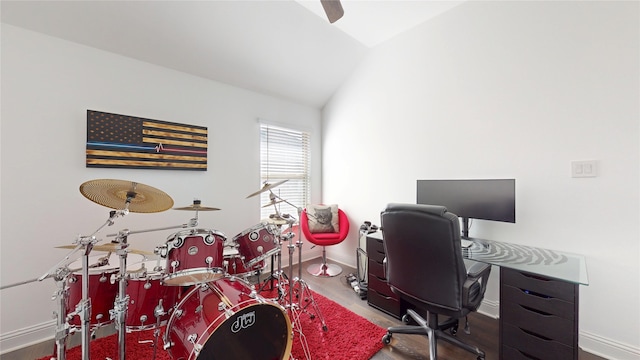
{"left": 159, "top": 229, "right": 226, "bottom": 286}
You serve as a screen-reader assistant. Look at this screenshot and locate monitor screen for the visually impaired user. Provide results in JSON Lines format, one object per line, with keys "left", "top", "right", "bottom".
{"left": 416, "top": 179, "right": 516, "bottom": 224}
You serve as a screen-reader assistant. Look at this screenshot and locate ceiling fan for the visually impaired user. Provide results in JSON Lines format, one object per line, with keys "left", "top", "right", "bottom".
{"left": 320, "top": 0, "right": 344, "bottom": 23}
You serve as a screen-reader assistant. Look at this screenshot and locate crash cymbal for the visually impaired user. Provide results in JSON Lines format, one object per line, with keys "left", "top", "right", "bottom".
{"left": 55, "top": 244, "right": 154, "bottom": 256}
{"left": 174, "top": 199, "right": 220, "bottom": 211}
{"left": 80, "top": 179, "right": 174, "bottom": 213}
{"left": 246, "top": 179, "right": 288, "bottom": 198}
{"left": 262, "top": 200, "right": 285, "bottom": 208}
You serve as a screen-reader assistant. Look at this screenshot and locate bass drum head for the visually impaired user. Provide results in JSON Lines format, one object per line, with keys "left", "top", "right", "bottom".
{"left": 199, "top": 303, "right": 292, "bottom": 360}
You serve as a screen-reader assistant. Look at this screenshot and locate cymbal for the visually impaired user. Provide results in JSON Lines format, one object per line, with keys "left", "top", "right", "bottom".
{"left": 262, "top": 200, "right": 285, "bottom": 208}
{"left": 55, "top": 244, "right": 154, "bottom": 256}
{"left": 246, "top": 180, "right": 288, "bottom": 198}
{"left": 80, "top": 179, "right": 174, "bottom": 213}
{"left": 263, "top": 214, "right": 295, "bottom": 226}
{"left": 262, "top": 217, "right": 290, "bottom": 226}
{"left": 174, "top": 200, "right": 220, "bottom": 211}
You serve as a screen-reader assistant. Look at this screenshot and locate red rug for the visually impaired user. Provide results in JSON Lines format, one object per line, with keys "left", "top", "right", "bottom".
{"left": 37, "top": 287, "right": 385, "bottom": 360}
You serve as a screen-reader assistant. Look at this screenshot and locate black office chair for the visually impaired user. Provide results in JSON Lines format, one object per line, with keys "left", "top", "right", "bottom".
{"left": 380, "top": 203, "right": 491, "bottom": 360}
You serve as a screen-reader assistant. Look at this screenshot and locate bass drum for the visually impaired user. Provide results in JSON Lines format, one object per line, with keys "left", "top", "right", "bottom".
{"left": 164, "top": 277, "right": 292, "bottom": 360}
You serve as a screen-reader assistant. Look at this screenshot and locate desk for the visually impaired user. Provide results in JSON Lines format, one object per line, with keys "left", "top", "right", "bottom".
{"left": 365, "top": 232, "right": 589, "bottom": 360}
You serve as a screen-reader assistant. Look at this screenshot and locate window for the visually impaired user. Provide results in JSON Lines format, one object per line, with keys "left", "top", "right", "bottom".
{"left": 259, "top": 123, "right": 311, "bottom": 220}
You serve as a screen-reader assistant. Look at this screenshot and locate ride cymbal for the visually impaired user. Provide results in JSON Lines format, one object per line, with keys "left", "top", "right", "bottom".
{"left": 80, "top": 179, "right": 174, "bottom": 213}
{"left": 246, "top": 179, "right": 288, "bottom": 198}
{"left": 55, "top": 244, "right": 154, "bottom": 256}
{"left": 174, "top": 200, "right": 220, "bottom": 211}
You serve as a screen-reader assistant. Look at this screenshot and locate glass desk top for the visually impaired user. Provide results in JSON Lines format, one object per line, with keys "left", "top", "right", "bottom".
{"left": 367, "top": 232, "right": 588, "bottom": 285}
{"left": 463, "top": 237, "right": 588, "bottom": 285}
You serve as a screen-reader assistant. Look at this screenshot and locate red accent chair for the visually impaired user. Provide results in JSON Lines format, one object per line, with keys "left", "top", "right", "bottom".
{"left": 301, "top": 208, "right": 350, "bottom": 277}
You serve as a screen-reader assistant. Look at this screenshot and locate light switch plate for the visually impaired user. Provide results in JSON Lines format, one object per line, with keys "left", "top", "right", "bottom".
{"left": 571, "top": 160, "right": 598, "bottom": 178}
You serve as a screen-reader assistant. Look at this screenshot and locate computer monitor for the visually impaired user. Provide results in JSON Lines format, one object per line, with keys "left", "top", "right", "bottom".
{"left": 417, "top": 179, "right": 515, "bottom": 238}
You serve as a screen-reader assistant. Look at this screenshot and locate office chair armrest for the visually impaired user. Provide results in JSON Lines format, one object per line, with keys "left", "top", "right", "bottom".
{"left": 462, "top": 261, "right": 491, "bottom": 308}
{"left": 465, "top": 260, "right": 490, "bottom": 278}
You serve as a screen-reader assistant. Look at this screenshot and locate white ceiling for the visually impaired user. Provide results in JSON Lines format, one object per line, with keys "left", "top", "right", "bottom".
{"left": 1, "top": 0, "right": 463, "bottom": 108}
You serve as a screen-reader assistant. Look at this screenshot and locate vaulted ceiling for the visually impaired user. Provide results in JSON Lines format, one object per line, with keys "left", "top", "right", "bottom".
{"left": 1, "top": 0, "right": 463, "bottom": 108}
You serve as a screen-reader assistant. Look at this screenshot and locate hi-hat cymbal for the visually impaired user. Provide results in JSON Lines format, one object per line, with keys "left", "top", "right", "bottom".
{"left": 262, "top": 200, "right": 285, "bottom": 208}
{"left": 55, "top": 244, "right": 154, "bottom": 256}
{"left": 80, "top": 179, "right": 174, "bottom": 213}
{"left": 246, "top": 179, "right": 288, "bottom": 198}
{"left": 174, "top": 199, "right": 220, "bottom": 211}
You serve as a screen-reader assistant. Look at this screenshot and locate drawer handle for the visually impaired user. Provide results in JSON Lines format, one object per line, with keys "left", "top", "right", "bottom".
{"left": 519, "top": 288, "right": 551, "bottom": 299}
{"left": 521, "top": 327, "right": 552, "bottom": 341}
{"left": 516, "top": 349, "right": 542, "bottom": 360}
{"left": 520, "top": 304, "right": 552, "bottom": 317}
{"left": 520, "top": 272, "right": 551, "bottom": 282}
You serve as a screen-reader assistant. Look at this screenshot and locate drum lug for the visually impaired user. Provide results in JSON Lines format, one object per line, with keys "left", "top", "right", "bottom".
{"left": 205, "top": 256, "right": 214, "bottom": 266}
{"left": 187, "top": 333, "right": 198, "bottom": 344}
{"left": 193, "top": 344, "right": 203, "bottom": 357}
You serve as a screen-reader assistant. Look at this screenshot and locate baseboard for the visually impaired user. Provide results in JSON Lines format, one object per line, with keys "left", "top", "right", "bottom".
{"left": 579, "top": 330, "right": 640, "bottom": 360}
{"left": 477, "top": 299, "right": 499, "bottom": 319}
{"left": 0, "top": 320, "right": 55, "bottom": 355}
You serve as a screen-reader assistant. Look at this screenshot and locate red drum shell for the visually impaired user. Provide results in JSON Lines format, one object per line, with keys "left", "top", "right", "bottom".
{"left": 125, "top": 260, "right": 179, "bottom": 331}
{"left": 163, "top": 229, "right": 225, "bottom": 286}
{"left": 66, "top": 253, "right": 144, "bottom": 329}
{"left": 233, "top": 223, "right": 279, "bottom": 268}
{"left": 223, "top": 247, "right": 264, "bottom": 278}
{"left": 164, "top": 277, "right": 292, "bottom": 360}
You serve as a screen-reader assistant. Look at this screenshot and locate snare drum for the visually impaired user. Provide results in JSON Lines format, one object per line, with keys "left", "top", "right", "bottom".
{"left": 233, "top": 223, "right": 279, "bottom": 268}
{"left": 125, "top": 260, "right": 179, "bottom": 331}
{"left": 164, "top": 277, "right": 292, "bottom": 360}
{"left": 160, "top": 228, "right": 225, "bottom": 286}
{"left": 66, "top": 253, "right": 144, "bottom": 329}
{"left": 224, "top": 247, "right": 264, "bottom": 278}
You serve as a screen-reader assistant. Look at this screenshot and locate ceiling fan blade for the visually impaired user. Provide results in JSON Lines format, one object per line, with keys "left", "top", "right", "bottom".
{"left": 320, "top": 0, "right": 344, "bottom": 23}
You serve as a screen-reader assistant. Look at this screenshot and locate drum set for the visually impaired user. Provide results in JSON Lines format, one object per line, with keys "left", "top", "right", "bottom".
{"left": 1, "top": 179, "right": 325, "bottom": 360}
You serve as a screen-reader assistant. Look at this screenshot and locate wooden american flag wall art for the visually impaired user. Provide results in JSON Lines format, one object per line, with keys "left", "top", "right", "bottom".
{"left": 86, "top": 110, "right": 208, "bottom": 171}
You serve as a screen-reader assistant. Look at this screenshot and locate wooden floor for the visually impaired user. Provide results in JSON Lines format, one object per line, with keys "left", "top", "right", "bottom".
{"left": 1, "top": 258, "right": 606, "bottom": 360}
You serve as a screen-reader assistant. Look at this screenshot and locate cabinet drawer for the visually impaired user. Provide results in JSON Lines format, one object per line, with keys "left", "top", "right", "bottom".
{"left": 502, "top": 344, "right": 557, "bottom": 360}
{"left": 501, "top": 268, "right": 577, "bottom": 302}
{"left": 366, "top": 235, "right": 386, "bottom": 263}
{"left": 502, "top": 284, "right": 575, "bottom": 321}
{"left": 368, "top": 258, "right": 386, "bottom": 280}
{"left": 368, "top": 288, "right": 403, "bottom": 319}
{"left": 368, "top": 273, "right": 396, "bottom": 297}
{"left": 502, "top": 298, "right": 575, "bottom": 345}
{"left": 502, "top": 323, "right": 575, "bottom": 360}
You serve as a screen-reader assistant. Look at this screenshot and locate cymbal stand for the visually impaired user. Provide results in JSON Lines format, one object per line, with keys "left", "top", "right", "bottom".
{"left": 110, "top": 229, "right": 131, "bottom": 360}
{"left": 258, "top": 226, "right": 288, "bottom": 301}
{"left": 51, "top": 266, "right": 72, "bottom": 360}
{"left": 290, "top": 210, "right": 327, "bottom": 332}
{"left": 264, "top": 192, "right": 327, "bottom": 330}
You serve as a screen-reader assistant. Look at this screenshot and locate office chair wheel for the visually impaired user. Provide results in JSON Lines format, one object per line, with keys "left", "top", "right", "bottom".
{"left": 382, "top": 332, "right": 392, "bottom": 345}
{"left": 401, "top": 314, "right": 411, "bottom": 324}
{"left": 450, "top": 327, "right": 458, "bottom": 335}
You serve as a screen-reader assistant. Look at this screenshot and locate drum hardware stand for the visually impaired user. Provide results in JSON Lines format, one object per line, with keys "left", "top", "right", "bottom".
{"left": 109, "top": 229, "right": 131, "bottom": 360}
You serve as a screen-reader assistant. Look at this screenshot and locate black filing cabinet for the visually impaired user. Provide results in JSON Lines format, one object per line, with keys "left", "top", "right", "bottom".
{"left": 500, "top": 267, "right": 579, "bottom": 360}
{"left": 366, "top": 232, "right": 406, "bottom": 319}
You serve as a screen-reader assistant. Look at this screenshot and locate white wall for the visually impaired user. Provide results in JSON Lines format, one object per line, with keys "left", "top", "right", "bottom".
{"left": 322, "top": 1, "right": 639, "bottom": 359}
{"left": 0, "top": 24, "right": 323, "bottom": 352}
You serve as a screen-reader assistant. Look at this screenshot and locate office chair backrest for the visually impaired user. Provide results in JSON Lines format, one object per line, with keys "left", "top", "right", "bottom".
{"left": 381, "top": 203, "right": 467, "bottom": 312}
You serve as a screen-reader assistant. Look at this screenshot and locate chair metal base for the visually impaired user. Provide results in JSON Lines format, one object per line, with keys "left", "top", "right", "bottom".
{"left": 307, "top": 262, "right": 343, "bottom": 277}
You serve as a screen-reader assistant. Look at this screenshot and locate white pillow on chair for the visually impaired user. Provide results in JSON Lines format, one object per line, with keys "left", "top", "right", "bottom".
{"left": 307, "top": 204, "right": 339, "bottom": 233}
